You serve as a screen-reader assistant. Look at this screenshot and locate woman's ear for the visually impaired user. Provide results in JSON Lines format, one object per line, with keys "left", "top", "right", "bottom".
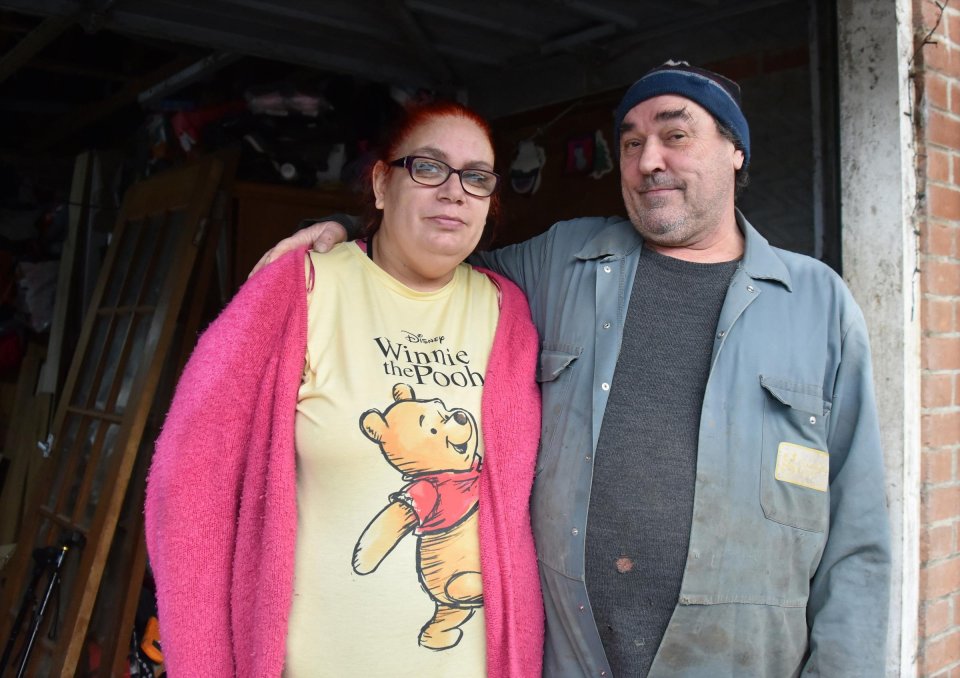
{"left": 372, "top": 161, "right": 388, "bottom": 210}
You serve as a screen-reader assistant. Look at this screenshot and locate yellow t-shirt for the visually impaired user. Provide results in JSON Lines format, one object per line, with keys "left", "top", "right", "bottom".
{"left": 284, "top": 243, "right": 499, "bottom": 678}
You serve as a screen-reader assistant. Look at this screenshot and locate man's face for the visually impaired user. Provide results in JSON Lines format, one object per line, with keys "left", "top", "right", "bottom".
{"left": 618, "top": 95, "right": 744, "bottom": 248}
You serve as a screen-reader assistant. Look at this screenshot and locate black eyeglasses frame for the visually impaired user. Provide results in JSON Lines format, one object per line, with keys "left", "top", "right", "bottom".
{"left": 388, "top": 156, "right": 500, "bottom": 198}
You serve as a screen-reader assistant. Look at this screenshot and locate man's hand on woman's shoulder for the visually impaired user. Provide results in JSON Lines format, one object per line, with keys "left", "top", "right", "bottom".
{"left": 249, "top": 221, "right": 349, "bottom": 278}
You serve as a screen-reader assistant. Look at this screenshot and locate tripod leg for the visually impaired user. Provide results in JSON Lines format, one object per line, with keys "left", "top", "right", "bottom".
{"left": 0, "top": 554, "right": 47, "bottom": 676}
{"left": 13, "top": 546, "right": 67, "bottom": 678}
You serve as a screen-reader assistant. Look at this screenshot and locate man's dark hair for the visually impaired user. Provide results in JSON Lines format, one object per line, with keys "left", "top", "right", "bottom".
{"left": 715, "top": 119, "right": 750, "bottom": 198}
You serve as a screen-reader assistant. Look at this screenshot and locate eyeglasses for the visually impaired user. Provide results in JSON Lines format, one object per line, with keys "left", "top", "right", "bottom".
{"left": 389, "top": 156, "right": 500, "bottom": 198}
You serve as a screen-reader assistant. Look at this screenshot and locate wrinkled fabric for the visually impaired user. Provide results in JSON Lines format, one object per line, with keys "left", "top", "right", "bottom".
{"left": 145, "top": 247, "right": 545, "bottom": 677}
{"left": 474, "top": 211, "right": 891, "bottom": 677}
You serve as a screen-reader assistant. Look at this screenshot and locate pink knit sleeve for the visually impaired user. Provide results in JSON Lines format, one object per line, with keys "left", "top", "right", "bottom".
{"left": 475, "top": 270, "right": 545, "bottom": 677}
{"left": 144, "top": 249, "right": 306, "bottom": 676}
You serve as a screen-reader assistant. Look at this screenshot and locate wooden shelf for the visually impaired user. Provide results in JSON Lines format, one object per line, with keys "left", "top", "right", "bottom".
{"left": 231, "top": 181, "right": 360, "bottom": 289}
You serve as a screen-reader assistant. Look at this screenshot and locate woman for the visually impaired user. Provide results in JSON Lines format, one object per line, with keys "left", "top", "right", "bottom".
{"left": 145, "top": 102, "right": 543, "bottom": 677}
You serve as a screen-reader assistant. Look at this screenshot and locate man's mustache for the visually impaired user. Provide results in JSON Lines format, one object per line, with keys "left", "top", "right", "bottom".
{"left": 639, "top": 175, "right": 684, "bottom": 192}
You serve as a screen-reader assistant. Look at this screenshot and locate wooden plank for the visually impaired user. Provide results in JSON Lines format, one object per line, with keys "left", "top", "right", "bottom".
{"left": 55, "top": 157, "right": 225, "bottom": 676}
{"left": 103, "top": 201, "right": 228, "bottom": 676}
{"left": 101, "top": 153, "right": 238, "bottom": 675}
{"left": 0, "top": 344, "right": 48, "bottom": 545}
{"left": 0, "top": 157, "right": 224, "bottom": 676}
{"left": 0, "top": 15, "right": 74, "bottom": 86}
{"left": 27, "top": 58, "right": 136, "bottom": 83}
{"left": 38, "top": 152, "right": 92, "bottom": 396}
{"left": 32, "top": 55, "right": 197, "bottom": 150}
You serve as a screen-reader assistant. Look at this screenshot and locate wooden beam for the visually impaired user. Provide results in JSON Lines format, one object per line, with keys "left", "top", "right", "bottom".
{"left": 0, "top": 14, "right": 73, "bottom": 86}
{"left": 554, "top": 0, "right": 638, "bottom": 29}
{"left": 31, "top": 54, "right": 197, "bottom": 150}
{"left": 104, "top": 12, "right": 433, "bottom": 88}
{"left": 28, "top": 57, "right": 136, "bottom": 83}
{"left": 138, "top": 52, "right": 241, "bottom": 104}
{"left": 540, "top": 23, "right": 618, "bottom": 55}
{"left": 405, "top": 0, "right": 541, "bottom": 41}
{"left": 37, "top": 152, "right": 91, "bottom": 397}
{"left": 382, "top": 0, "right": 456, "bottom": 86}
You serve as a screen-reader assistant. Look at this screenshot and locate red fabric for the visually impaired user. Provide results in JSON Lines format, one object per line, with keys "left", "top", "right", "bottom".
{"left": 400, "top": 464, "right": 481, "bottom": 535}
{"left": 145, "top": 247, "right": 543, "bottom": 677}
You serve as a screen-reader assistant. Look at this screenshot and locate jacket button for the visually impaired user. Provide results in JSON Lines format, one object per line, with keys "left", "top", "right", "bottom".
{"left": 603, "top": 265, "right": 611, "bottom": 273}
{"left": 809, "top": 416, "right": 817, "bottom": 424}
{"left": 602, "top": 322, "right": 611, "bottom": 329}
{"left": 601, "top": 383, "right": 610, "bottom": 391}
{"left": 746, "top": 285, "right": 756, "bottom": 293}
{"left": 571, "top": 528, "right": 579, "bottom": 536}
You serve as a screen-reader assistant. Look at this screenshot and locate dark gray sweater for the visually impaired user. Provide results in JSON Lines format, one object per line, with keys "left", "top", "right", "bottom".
{"left": 585, "top": 246, "right": 738, "bottom": 677}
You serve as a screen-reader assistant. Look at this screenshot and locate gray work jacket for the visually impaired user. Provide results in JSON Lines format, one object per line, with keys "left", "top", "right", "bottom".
{"left": 474, "top": 211, "right": 891, "bottom": 677}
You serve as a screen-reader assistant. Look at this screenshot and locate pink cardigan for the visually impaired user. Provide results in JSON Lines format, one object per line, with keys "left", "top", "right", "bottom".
{"left": 145, "top": 248, "right": 543, "bottom": 677}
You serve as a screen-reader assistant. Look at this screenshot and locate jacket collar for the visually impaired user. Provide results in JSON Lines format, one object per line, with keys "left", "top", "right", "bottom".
{"left": 575, "top": 209, "right": 792, "bottom": 292}
{"left": 737, "top": 209, "right": 792, "bottom": 291}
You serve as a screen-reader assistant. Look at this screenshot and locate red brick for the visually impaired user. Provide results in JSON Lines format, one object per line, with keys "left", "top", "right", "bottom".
{"left": 922, "top": 223, "right": 957, "bottom": 257}
{"left": 952, "top": 81, "right": 960, "bottom": 116}
{"left": 924, "top": 485, "right": 960, "bottom": 523}
{"left": 929, "top": 71, "right": 951, "bottom": 111}
{"left": 922, "top": 0, "right": 947, "bottom": 35}
{"left": 923, "top": 597, "right": 955, "bottom": 636}
{"left": 921, "top": 557, "right": 960, "bottom": 600}
{"left": 924, "top": 298, "right": 957, "bottom": 335}
{"left": 924, "top": 523, "right": 958, "bottom": 562}
{"left": 931, "top": 185, "right": 960, "bottom": 221}
{"left": 923, "top": 40, "right": 954, "bottom": 73}
{"left": 923, "top": 260, "right": 960, "bottom": 297}
{"left": 923, "top": 449, "right": 956, "bottom": 484}
{"left": 922, "top": 628, "right": 960, "bottom": 675}
{"left": 929, "top": 147, "right": 953, "bottom": 183}
{"left": 922, "top": 410, "right": 960, "bottom": 446}
{"left": 949, "top": 10, "right": 960, "bottom": 48}
{"left": 929, "top": 111, "right": 960, "bottom": 149}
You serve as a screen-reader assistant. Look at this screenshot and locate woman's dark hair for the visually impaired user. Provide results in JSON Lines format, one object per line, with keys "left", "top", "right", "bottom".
{"left": 358, "top": 100, "right": 501, "bottom": 249}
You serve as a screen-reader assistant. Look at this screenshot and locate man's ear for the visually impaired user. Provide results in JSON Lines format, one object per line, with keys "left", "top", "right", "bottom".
{"left": 372, "top": 160, "right": 388, "bottom": 210}
{"left": 733, "top": 149, "right": 745, "bottom": 171}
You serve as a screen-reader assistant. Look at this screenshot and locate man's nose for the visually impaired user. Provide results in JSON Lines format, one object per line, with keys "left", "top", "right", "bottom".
{"left": 636, "top": 138, "right": 666, "bottom": 174}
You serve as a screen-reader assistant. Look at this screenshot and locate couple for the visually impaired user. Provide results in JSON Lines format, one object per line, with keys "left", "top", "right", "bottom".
{"left": 146, "top": 62, "right": 891, "bottom": 677}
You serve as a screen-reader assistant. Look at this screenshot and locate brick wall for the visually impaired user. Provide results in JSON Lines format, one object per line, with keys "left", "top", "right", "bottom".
{"left": 917, "top": 0, "right": 960, "bottom": 675}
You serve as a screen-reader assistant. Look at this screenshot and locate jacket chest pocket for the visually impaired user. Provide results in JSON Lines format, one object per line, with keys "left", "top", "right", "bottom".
{"left": 535, "top": 343, "right": 582, "bottom": 472}
{"left": 759, "top": 375, "right": 831, "bottom": 533}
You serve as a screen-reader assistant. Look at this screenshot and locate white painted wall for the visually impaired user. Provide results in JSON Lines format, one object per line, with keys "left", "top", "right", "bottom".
{"left": 836, "top": 0, "right": 921, "bottom": 675}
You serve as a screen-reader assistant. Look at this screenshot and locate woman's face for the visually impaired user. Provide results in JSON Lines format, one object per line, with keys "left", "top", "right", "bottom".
{"left": 372, "top": 115, "right": 495, "bottom": 286}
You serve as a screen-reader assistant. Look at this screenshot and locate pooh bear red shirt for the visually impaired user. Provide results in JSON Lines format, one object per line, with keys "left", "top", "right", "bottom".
{"left": 397, "top": 456, "right": 482, "bottom": 535}
{"left": 286, "top": 244, "right": 497, "bottom": 678}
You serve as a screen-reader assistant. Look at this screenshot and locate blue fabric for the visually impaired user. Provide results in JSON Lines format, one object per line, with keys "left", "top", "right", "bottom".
{"left": 472, "top": 210, "right": 891, "bottom": 677}
{"left": 614, "top": 63, "right": 751, "bottom": 166}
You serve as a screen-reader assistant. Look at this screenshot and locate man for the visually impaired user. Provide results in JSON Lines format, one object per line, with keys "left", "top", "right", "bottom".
{"left": 259, "top": 61, "right": 891, "bottom": 677}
